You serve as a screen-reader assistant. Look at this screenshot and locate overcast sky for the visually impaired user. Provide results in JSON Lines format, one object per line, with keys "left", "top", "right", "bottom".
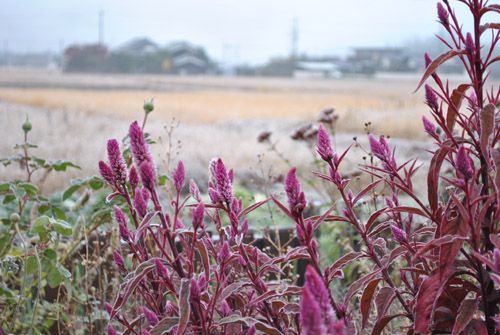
{"left": 1, "top": 0, "right": 474, "bottom": 64}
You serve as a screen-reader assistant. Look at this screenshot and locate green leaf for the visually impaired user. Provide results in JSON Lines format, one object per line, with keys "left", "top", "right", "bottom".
{"left": 62, "top": 184, "right": 81, "bottom": 201}
{"left": 50, "top": 218, "right": 72, "bottom": 236}
{"left": 26, "top": 255, "right": 38, "bottom": 275}
{"left": 0, "top": 183, "right": 10, "bottom": 193}
{"left": 88, "top": 176, "right": 104, "bottom": 190}
{"left": 47, "top": 266, "right": 64, "bottom": 288}
{"left": 50, "top": 160, "right": 80, "bottom": 172}
{"left": 3, "top": 194, "right": 16, "bottom": 204}
{"left": 32, "top": 216, "right": 50, "bottom": 236}
{"left": 52, "top": 207, "right": 67, "bottom": 221}
{"left": 158, "top": 174, "right": 168, "bottom": 186}
{"left": 43, "top": 248, "right": 57, "bottom": 262}
{"left": 18, "top": 182, "right": 39, "bottom": 197}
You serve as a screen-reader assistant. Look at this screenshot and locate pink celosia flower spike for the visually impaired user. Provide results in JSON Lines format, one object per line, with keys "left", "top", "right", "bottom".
{"left": 107, "top": 139, "right": 127, "bottom": 185}
{"left": 129, "top": 121, "right": 153, "bottom": 166}
{"left": 424, "top": 84, "right": 439, "bottom": 111}
{"left": 99, "top": 161, "right": 115, "bottom": 185}
{"left": 317, "top": 124, "right": 334, "bottom": 162}
{"left": 300, "top": 284, "right": 327, "bottom": 335}
{"left": 139, "top": 161, "right": 156, "bottom": 192}
{"left": 173, "top": 160, "right": 185, "bottom": 193}
{"left": 300, "top": 266, "right": 345, "bottom": 334}
{"left": 422, "top": 116, "right": 437, "bottom": 135}
{"left": 285, "top": 168, "right": 307, "bottom": 216}
{"left": 215, "top": 158, "right": 233, "bottom": 203}
{"left": 437, "top": 2, "right": 449, "bottom": 26}
{"left": 456, "top": 146, "right": 474, "bottom": 180}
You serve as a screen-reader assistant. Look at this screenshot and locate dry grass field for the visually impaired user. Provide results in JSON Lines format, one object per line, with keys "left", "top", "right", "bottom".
{"left": 1, "top": 68, "right": 481, "bottom": 192}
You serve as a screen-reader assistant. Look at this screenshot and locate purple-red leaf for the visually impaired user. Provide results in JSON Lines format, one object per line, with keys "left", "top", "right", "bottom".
{"left": 415, "top": 50, "right": 466, "bottom": 91}
{"left": 360, "top": 278, "right": 381, "bottom": 329}
{"left": 451, "top": 299, "right": 478, "bottom": 335}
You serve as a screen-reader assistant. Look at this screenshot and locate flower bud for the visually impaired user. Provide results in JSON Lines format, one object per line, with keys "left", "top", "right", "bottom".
{"left": 189, "top": 179, "right": 201, "bottom": 202}
{"left": 155, "top": 258, "right": 169, "bottom": 279}
{"left": 456, "top": 146, "right": 474, "bottom": 180}
{"left": 113, "top": 250, "right": 125, "bottom": 269}
{"left": 10, "top": 212, "right": 20, "bottom": 223}
{"left": 143, "top": 99, "right": 154, "bottom": 114}
{"left": 218, "top": 241, "right": 231, "bottom": 264}
{"left": 134, "top": 187, "right": 148, "bottom": 218}
{"left": 424, "top": 85, "right": 439, "bottom": 111}
{"left": 437, "top": 3, "right": 449, "bottom": 26}
{"left": 22, "top": 116, "right": 32, "bottom": 134}
{"left": 99, "top": 161, "right": 115, "bottom": 185}
{"left": 317, "top": 124, "right": 334, "bottom": 161}
{"left": 129, "top": 121, "right": 153, "bottom": 166}
{"left": 422, "top": 116, "right": 437, "bottom": 135}
{"left": 143, "top": 306, "right": 159, "bottom": 326}
{"left": 190, "top": 277, "right": 200, "bottom": 301}
{"left": 192, "top": 202, "right": 205, "bottom": 231}
{"left": 129, "top": 166, "right": 139, "bottom": 191}
{"left": 107, "top": 325, "right": 118, "bottom": 335}
{"left": 285, "top": 168, "right": 307, "bottom": 216}
{"left": 173, "top": 160, "right": 185, "bottom": 193}
{"left": 465, "top": 32, "right": 475, "bottom": 55}
{"left": 140, "top": 161, "right": 156, "bottom": 192}
{"left": 107, "top": 139, "right": 127, "bottom": 185}
{"left": 390, "top": 224, "right": 407, "bottom": 244}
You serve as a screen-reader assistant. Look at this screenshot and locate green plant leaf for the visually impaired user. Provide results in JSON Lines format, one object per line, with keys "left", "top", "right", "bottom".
{"left": 50, "top": 218, "right": 73, "bottom": 236}
{"left": 26, "top": 255, "right": 38, "bottom": 275}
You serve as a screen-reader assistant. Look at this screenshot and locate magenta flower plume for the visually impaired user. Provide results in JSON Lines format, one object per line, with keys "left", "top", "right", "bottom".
{"left": 300, "top": 266, "right": 344, "bottom": 334}
{"left": 368, "top": 134, "right": 392, "bottom": 163}
{"left": 114, "top": 206, "right": 129, "bottom": 240}
{"left": 422, "top": 116, "right": 437, "bottom": 135}
{"left": 285, "top": 168, "right": 307, "bottom": 216}
{"left": 143, "top": 306, "right": 159, "bottom": 326}
{"left": 493, "top": 249, "right": 500, "bottom": 273}
{"left": 215, "top": 158, "right": 233, "bottom": 203}
{"left": 155, "top": 258, "right": 169, "bottom": 279}
{"left": 437, "top": 2, "right": 449, "bottom": 26}
{"left": 173, "top": 160, "right": 185, "bottom": 193}
{"left": 424, "top": 53, "right": 432, "bottom": 68}
{"left": 107, "top": 325, "right": 118, "bottom": 335}
{"left": 246, "top": 325, "right": 256, "bottom": 335}
{"left": 129, "top": 121, "right": 153, "bottom": 166}
{"left": 139, "top": 161, "right": 156, "bottom": 192}
{"left": 99, "top": 161, "right": 115, "bottom": 185}
{"left": 134, "top": 187, "right": 148, "bottom": 218}
{"left": 218, "top": 241, "right": 231, "bottom": 264}
{"left": 390, "top": 224, "right": 407, "bottom": 244}
{"left": 317, "top": 124, "right": 334, "bottom": 161}
{"left": 456, "top": 146, "right": 474, "bottom": 180}
{"left": 300, "top": 284, "right": 327, "bottom": 335}
{"left": 107, "top": 139, "right": 128, "bottom": 185}
{"left": 189, "top": 179, "right": 201, "bottom": 202}
{"left": 192, "top": 202, "right": 205, "bottom": 231}
{"left": 113, "top": 250, "right": 125, "bottom": 269}
{"left": 129, "top": 166, "right": 139, "bottom": 191}
{"left": 424, "top": 84, "right": 439, "bottom": 111}
{"left": 465, "top": 32, "right": 475, "bottom": 55}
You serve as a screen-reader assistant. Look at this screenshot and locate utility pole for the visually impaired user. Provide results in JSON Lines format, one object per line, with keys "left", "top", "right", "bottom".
{"left": 290, "top": 17, "right": 299, "bottom": 60}
{"left": 98, "top": 10, "right": 104, "bottom": 45}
